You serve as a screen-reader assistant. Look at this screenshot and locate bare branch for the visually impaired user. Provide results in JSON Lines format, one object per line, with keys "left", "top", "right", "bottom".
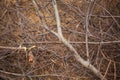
{"left": 31, "top": 0, "right": 107, "bottom": 79}
{"left": 22, "top": 40, "right": 120, "bottom": 44}
{"left": 0, "top": 46, "right": 26, "bottom": 51}
{"left": 52, "top": 0, "right": 63, "bottom": 37}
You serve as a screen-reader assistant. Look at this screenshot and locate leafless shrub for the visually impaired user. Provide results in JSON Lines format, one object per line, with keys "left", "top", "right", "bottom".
{"left": 0, "top": 0, "right": 120, "bottom": 80}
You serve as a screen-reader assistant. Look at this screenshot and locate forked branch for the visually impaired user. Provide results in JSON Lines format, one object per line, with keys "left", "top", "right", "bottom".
{"left": 32, "top": 0, "right": 107, "bottom": 79}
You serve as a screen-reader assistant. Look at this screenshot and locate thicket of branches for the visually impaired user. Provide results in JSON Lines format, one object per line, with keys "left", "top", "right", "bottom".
{"left": 0, "top": 0, "right": 120, "bottom": 80}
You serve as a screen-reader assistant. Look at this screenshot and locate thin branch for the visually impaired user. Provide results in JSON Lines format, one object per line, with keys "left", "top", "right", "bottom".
{"left": 0, "top": 46, "right": 26, "bottom": 50}
{"left": 0, "top": 70, "right": 25, "bottom": 77}
{"left": 52, "top": 0, "right": 63, "bottom": 37}
{"left": 0, "top": 70, "right": 88, "bottom": 79}
{"left": 22, "top": 40, "right": 120, "bottom": 44}
{"left": 90, "top": 15, "right": 120, "bottom": 18}
{"left": 85, "top": 1, "right": 90, "bottom": 61}
{"left": 102, "top": 60, "right": 111, "bottom": 80}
